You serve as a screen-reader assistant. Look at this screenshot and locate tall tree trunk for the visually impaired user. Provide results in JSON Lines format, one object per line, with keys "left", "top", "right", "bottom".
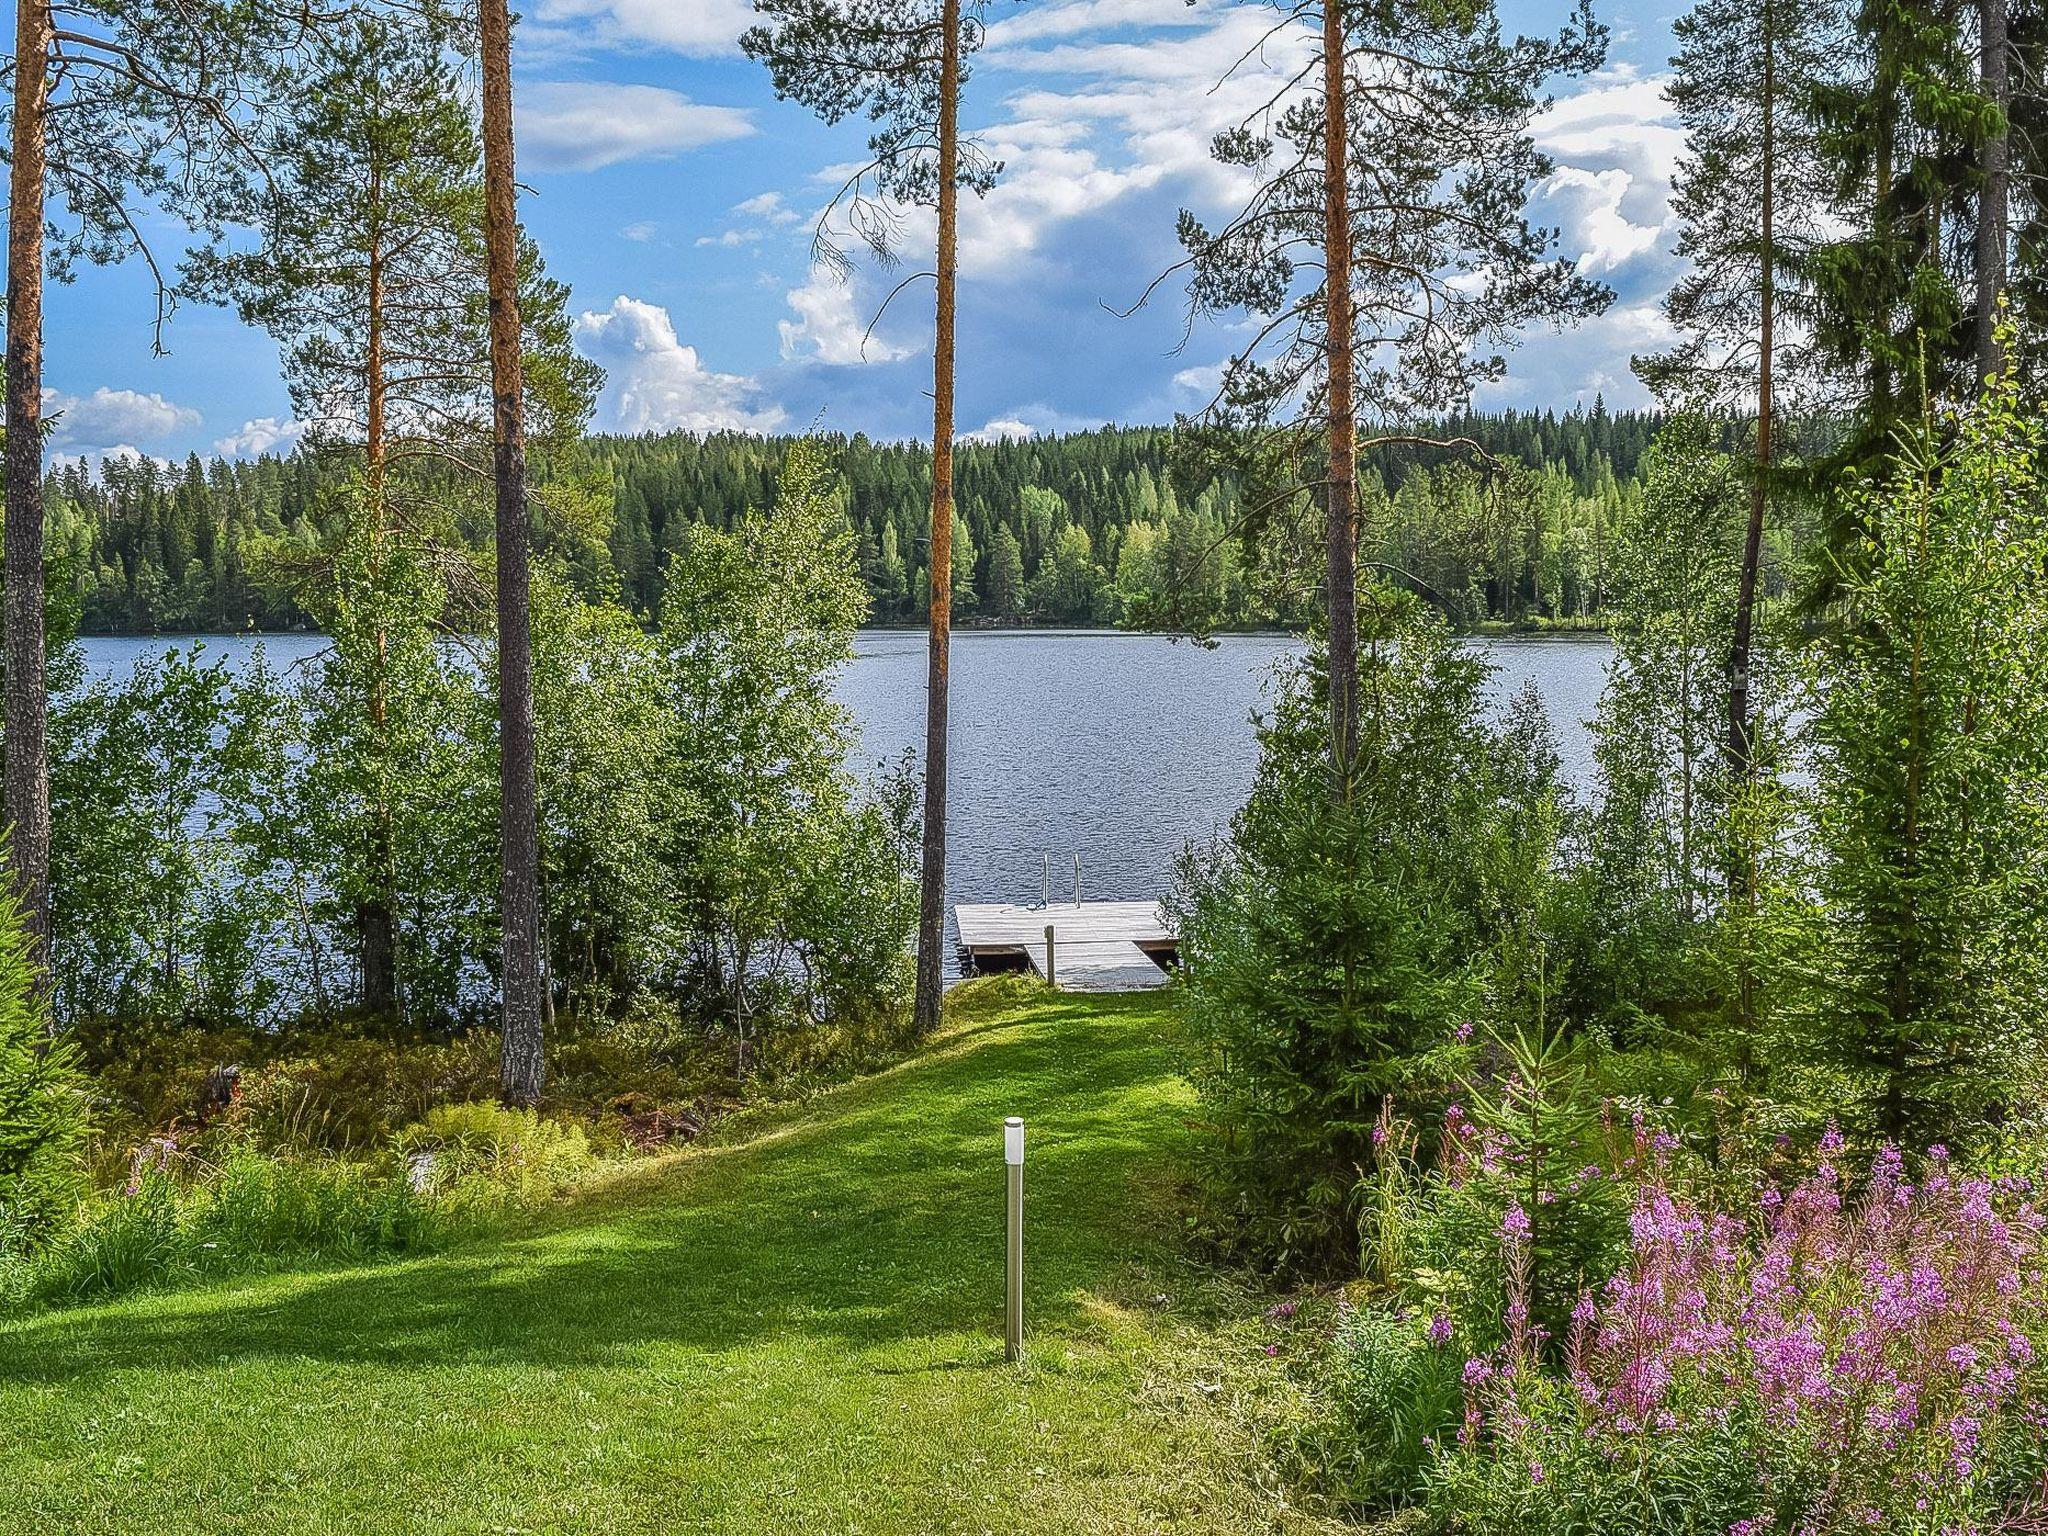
{"left": 1321, "top": 0, "right": 1359, "bottom": 788}
{"left": 481, "top": 0, "right": 544, "bottom": 1105}
{"left": 359, "top": 214, "right": 400, "bottom": 1019}
{"left": 1728, "top": 3, "right": 1775, "bottom": 782}
{"left": 911, "top": 0, "right": 961, "bottom": 1040}
{"left": 1976, "top": 0, "right": 2010, "bottom": 378}
{"left": 4, "top": 0, "right": 52, "bottom": 999}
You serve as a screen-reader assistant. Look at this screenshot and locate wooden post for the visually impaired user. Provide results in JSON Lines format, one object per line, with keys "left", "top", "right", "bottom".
{"left": 1004, "top": 1116, "right": 1025, "bottom": 1363}
{"left": 1042, "top": 924, "right": 1056, "bottom": 988}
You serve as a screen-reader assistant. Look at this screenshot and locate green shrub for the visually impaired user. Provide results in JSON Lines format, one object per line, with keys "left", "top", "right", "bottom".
{"left": 391, "top": 1101, "right": 601, "bottom": 1205}
{"left": 1288, "top": 1303, "right": 1464, "bottom": 1514}
{"left": 232, "top": 1034, "right": 499, "bottom": 1153}
{"left": 0, "top": 881, "right": 88, "bottom": 1235}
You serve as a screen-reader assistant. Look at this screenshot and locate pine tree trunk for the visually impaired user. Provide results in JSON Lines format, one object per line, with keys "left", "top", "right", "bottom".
{"left": 1728, "top": 4, "right": 1775, "bottom": 782}
{"left": 912, "top": 0, "right": 961, "bottom": 1040}
{"left": 1321, "top": 0, "right": 1359, "bottom": 788}
{"left": 481, "top": 0, "right": 545, "bottom": 1105}
{"left": 1976, "top": 0, "right": 2009, "bottom": 378}
{"left": 4, "top": 0, "right": 52, "bottom": 1001}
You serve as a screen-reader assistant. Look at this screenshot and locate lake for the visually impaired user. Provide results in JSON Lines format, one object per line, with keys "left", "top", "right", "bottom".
{"left": 78, "top": 629, "right": 1613, "bottom": 961}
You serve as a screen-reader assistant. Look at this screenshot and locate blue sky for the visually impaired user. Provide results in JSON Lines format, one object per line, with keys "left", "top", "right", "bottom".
{"left": 32, "top": 0, "right": 1688, "bottom": 465}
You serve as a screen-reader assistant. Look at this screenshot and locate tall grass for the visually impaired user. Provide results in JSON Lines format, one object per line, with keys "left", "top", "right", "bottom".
{"left": 2, "top": 1103, "right": 606, "bottom": 1311}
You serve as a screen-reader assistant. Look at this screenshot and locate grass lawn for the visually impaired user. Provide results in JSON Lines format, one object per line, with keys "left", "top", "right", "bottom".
{"left": 0, "top": 983, "right": 1320, "bottom": 1535}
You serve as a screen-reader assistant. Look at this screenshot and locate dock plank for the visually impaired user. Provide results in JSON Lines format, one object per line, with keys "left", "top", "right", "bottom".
{"left": 954, "top": 900, "right": 1176, "bottom": 993}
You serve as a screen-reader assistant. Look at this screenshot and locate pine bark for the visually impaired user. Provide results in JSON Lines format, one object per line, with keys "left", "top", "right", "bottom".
{"left": 5, "top": 0, "right": 52, "bottom": 997}
{"left": 912, "top": 0, "right": 962, "bottom": 1039}
{"left": 1976, "top": 0, "right": 2009, "bottom": 378}
{"left": 481, "top": 0, "right": 545, "bottom": 1104}
{"left": 1321, "top": 0, "right": 1359, "bottom": 788}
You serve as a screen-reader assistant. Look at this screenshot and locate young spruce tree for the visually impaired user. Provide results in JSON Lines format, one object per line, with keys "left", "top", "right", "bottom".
{"left": 1804, "top": 357, "right": 2048, "bottom": 1152}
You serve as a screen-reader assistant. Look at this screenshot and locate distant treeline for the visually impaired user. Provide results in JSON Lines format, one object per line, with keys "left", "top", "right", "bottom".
{"left": 49, "top": 405, "right": 1736, "bottom": 634}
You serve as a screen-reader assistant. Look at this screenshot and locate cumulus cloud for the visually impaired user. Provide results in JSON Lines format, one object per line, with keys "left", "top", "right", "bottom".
{"left": 528, "top": 0, "right": 753, "bottom": 56}
{"left": 43, "top": 386, "right": 199, "bottom": 449}
{"left": 963, "top": 416, "right": 1038, "bottom": 443}
{"left": 519, "top": 82, "right": 753, "bottom": 172}
{"left": 1542, "top": 167, "right": 1667, "bottom": 275}
{"left": 778, "top": 272, "right": 916, "bottom": 366}
{"left": 576, "top": 296, "right": 786, "bottom": 433}
{"left": 213, "top": 416, "right": 305, "bottom": 458}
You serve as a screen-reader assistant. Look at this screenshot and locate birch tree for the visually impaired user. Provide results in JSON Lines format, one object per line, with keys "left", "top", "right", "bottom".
{"left": 5, "top": 0, "right": 307, "bottom": 992}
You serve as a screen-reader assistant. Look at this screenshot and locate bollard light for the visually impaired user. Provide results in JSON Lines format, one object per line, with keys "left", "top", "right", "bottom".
{"left": 1004, "top": 1116, "right": 1025, "bottom": 1363}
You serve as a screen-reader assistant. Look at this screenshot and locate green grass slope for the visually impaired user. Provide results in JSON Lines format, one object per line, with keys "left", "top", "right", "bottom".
{"left": 0, "top": 984, "right": 1313, "bottom": 1535}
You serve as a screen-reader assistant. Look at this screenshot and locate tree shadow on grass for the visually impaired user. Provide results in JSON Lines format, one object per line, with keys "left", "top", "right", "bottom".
{"left": 0, "top": 994, "right": 1194, "bottom": 1390}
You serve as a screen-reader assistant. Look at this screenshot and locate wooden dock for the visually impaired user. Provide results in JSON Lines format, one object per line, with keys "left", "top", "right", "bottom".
{"left": 954, "top": 900, "right": 1176, "bottom": 992}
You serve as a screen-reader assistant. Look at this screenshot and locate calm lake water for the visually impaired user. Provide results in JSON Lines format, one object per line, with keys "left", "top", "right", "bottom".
{"left": 78, "top": 629, "right": 1612, "bottom": 957}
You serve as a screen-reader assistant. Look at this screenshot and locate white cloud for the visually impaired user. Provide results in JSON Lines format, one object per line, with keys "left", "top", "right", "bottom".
{"left": 528, "top": 0, "right": 753, "bottom": 57}
{"left": 43, "top": 386, "right": 198, "bottom": 449}
{"left": 985, "top": 0, "right": 1221, "bottom": 49}
{"left": 213, "top": 416, "right": 305, "bottom": 458}
{"left": 1534, "top": 71, "right": 1682, "bottom": 171}
{"left": 575, "top": 296, "right": 786, "bottom": 434}
{"left": 519, "top": 82, "right": 754, "bottom": 173}
{"left": 779, "top": 272, "right": 916, "bottom": 366}
{"left": 621, "top": 221, "right": 658, "bottom": 242}
{"left": 964, "top": 416, "right": 1038, "bottom": 443}
{"left": 734, "top": 191, "right": 804, "bottom": 227}
{"left": 1541, "top": 167, "right": 1666, "bottom": 275}
{"left": 51, "top": 444, "right": 176, "bottom": 473}
{"left": 696, "top": 228, "right": 763, "bottom": 248}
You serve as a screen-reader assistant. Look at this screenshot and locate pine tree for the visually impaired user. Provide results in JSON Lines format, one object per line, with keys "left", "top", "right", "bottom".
{"left": 479, "top": 0, "right": 546, "bottom": 1106}
{"left": 743, "top": 0, "right": 999, "bottom": 1038}
{"left": 1161, "top": 0, "right": 1609, "bottom": 786}
{"left": 183, "top": 7, "right": 595, "bottom": 1021}
{"left": 1641, "top": 0, "right": 1835, "bottom": 782}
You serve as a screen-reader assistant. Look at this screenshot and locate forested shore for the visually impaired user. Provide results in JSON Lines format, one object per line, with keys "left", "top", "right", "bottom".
{"left": 52, "top": 406, "right": 1709, "bottom": 636}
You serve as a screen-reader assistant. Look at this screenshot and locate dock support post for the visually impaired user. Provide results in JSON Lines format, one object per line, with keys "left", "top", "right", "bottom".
{"left": 1004, "top": 1117, "right": 1025, "bottom": 1363}
{"left": 1042, "top": 924, "right": 1056, "bottom": 988}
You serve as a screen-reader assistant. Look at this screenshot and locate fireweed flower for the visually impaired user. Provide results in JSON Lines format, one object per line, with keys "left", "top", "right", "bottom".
{"left": 1439, "top": 1145, "right": 2048, "bottom": 1527}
